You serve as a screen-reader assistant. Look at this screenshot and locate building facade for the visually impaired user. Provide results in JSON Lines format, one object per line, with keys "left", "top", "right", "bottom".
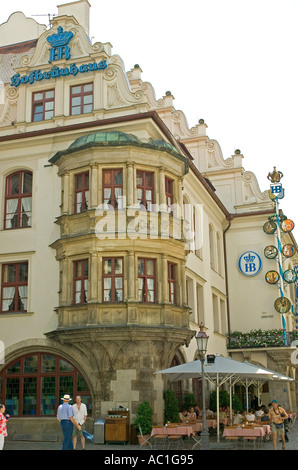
{"left": 0, "top": 0, "right": 297, "bottom": 438}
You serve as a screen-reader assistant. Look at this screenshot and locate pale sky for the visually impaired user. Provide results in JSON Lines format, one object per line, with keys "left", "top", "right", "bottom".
{"left": 0, "top": 0, "right": 297, "bottom": 239}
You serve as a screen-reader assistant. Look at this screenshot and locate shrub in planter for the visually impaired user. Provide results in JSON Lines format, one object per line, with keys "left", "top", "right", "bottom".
{"left": 183, "top": 393, "right": 196, "bottom": 411}
{"left": 232, "top": 394, "right": 242, "bottom": 414}
{"left": 163, "top": 389, "right": 180, "bottom": 424}
{"left": 209, "top": 390, "right": 230, "bottom": 412}
{"left": 133, "top": 401, "right": 153, "bottom": 439}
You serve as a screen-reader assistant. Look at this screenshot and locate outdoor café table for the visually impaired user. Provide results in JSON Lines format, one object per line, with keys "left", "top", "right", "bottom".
{"left": 223, "top": 426, "right": 266, "bottom": 438}
{"left": 151, "top": 425, "right": 195, "bottom": 437}
{"left": 192, "top": 419, "right": 217, "bottom": 432}
{"left": 259, "top": 424, "right": 271, "bottom": 434}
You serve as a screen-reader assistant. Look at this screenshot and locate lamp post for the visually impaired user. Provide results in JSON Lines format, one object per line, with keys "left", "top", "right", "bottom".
{"left": 195, "top": 323, "right": 209, "bottom": 450}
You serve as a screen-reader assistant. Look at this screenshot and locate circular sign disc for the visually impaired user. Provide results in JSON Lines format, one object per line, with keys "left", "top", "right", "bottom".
{"left": 265, "top": 271, "right": 280, "bottom": 284}
{"left": 274, "top": 297, "right": 291, "bottom": 314}
{"left": 281, "top": 219, "right": 295, "bottom": 233}
{"left": 282, "top": 244, "right": 296, "bottom": 258}
{"left": 283, "top": 269, "right": 297, "bottom": 284}
{"left": 263, "top": 220, "right": 277, "bottom": 234}
{"left": 264, "top": 245, "right": 278, "bottom": 259}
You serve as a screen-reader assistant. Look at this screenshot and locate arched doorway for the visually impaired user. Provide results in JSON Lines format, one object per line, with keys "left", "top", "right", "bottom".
{"left": 169, "top": 355, "right": 183, "bottom": 409}
{"left": 0, "top": 352, "right": 91, "bottom": 417}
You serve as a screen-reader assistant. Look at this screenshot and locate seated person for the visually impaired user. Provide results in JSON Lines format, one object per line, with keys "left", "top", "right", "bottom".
{"left": 245, "top": 408, "right": 256, "bottom": 422}
{"left": 255, "top": 406, "right": 264, "bottom": 418}
{"left": 206, "top": 408, "right": 214, "bottom": 417}
{"left": 194, "top": 404, "right": 201, "bottom": 417}
{"left": 260, "top": 408, "right": 269, "bottom": 422}
{"left": 219, "top": 406, "right": 227, "bottom": 418}
{"left": 188, "top": 407, "right": 197, "bottom": 421}
{"left": 179, "top": 409, "right": 188, "bottom": 423}
{"left": 233, "top": 411, "right": 244, "bottom": 425}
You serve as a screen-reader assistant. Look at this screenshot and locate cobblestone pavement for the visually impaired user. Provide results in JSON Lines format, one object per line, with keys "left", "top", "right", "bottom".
{"left": 2, "top": 422, "right": 298, "bottom": 451}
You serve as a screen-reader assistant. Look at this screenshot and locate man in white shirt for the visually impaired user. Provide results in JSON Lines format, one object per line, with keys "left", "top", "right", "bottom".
{"left": 72, "top": 395, "right": 87, "bottom": 450}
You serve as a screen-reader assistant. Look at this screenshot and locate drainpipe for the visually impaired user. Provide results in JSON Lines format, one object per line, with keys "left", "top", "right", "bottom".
{"left": 223, "top": 216, "right": 232, "bottom": 336}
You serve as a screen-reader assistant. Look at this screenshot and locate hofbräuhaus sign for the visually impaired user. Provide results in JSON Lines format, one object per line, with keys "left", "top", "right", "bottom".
{"left": 10, "top": 27, "right": 108, "bottom": 88}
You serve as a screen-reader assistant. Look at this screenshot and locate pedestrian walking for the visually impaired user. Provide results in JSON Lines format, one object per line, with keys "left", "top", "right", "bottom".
{"left": 0, "top": 404, "right": 8, "bottom": 450}
{"left": 57, "top": 394, "right": 81, "bottom": 450}
{"left": 269, "top": 400, "right": 288, "bottom": 450}
{"left": 72, "top": 395, "right": 87, "bottom": 450}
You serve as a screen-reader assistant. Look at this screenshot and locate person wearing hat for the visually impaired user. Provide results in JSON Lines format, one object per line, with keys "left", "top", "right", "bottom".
{"left": 268, "top": 400, "right": 288, "bottom": 450}
{"left": 57, "top": 394, "right": 81, "bottom": 450}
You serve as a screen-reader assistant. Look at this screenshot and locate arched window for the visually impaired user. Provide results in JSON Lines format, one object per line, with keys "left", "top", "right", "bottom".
{"left": 4, "top": 171, "right": 32, "bottom": 229}
{"left": 0, "top": 353, "right": 91, "bottom": 417}
{"left": 170, "top": 356, "right": 183, "bottom": 409}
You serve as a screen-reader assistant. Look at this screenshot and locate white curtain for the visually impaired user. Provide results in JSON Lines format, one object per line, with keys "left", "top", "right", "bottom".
{"left": 21, "top": 197, "right": 32, "bottom": 227}
{"left": 84, "top": 279, "right": 88, "bottom": 302}
{"left": 2, "top": 287, "right": 15, "bottom": 311}
{"left": 18, "top": 286, "right": 28, "bottom": 312}
{"left": 115, "top": 188, "right": 123, "bottom": 209}
{"left": 76, "top": 192, "right": 82, "bottom": 213}
{"left": 84, "top": 191, "right": 89, "bottom": 210}
{"left": 5, "top": 199, "right": 18, "bottom": 229}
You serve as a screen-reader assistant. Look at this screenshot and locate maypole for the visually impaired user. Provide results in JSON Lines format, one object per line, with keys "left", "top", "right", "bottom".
{"left": 263, "top": 168, "right": 296, "bottom": 345}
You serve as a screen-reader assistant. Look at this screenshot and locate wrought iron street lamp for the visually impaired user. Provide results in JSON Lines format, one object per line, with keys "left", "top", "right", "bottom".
{"left": 195, "top": 323, "right": 209, "bottom": 450}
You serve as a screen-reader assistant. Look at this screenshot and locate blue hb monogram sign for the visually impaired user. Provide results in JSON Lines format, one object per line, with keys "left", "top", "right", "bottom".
{"left": 270, "top": 183, "right": 285, "bottom": 199}
{"left": 271, "top": 183, "right": 282, "bottom": 194}
{"left": 49, "top": 45, "right": 71, "bottom": 62}
{"left": 238, "top": 251, "right": 262, "bottom": 277}
{"left": 47, "top": 26, "right": 74, "bottom": 62}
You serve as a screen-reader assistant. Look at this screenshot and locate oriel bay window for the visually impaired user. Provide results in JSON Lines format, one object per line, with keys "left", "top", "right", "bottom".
{"left": 102, "top": 169, "right": 123, "bottom": 209}
{"left": 138, "top": 258, "right": 156, "bottom": 303}
{"left": 32, "top": 90, "right": 54, "bottom": 121}
{"left": 70, "top": 83, "right": 93, "bottom": 115}
{"left": 103, "top": 257, "right": 123, "bottom": 302}
{"left": 136, "top": 170, "right": 154, "bottom": 211}
{"left": 1, "top": 262, "right": 28, "bottom": 313}
{"left": 4, "top": 171, "right": 32, "bottom": 229}
{"left": 73, "top": 259, "right": 88, "bottom": 304}
{"left": 74, "top": 172, "right": 89, "bottom": 213}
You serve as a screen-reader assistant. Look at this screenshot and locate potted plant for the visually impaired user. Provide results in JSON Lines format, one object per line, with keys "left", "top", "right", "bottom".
{"left": 183, "top": 393, "right": 196, "bottom": 411}
{"left": 163, "top": 389, "right": 179, "bottom": 424}
{"left": 232, "top": 394, "right": 242, "bottom": 414}
{"left": 133, "top": 401, "right": 153, "bottom": 445}
{"left": 209, "top": 390, "right": 230, "bottom": 412}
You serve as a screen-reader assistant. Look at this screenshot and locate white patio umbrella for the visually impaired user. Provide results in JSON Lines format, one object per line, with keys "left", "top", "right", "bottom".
{"left": 156, "top": 355, "right": 287, "bottom": 443}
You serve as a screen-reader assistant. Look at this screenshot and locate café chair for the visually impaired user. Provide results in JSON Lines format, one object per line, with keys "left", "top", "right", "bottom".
{"left": 138, "top": 426, "right": 153, "bottom": 449}
{"left": 167, "top": 435, "right": 183, "bottom": 450}
{"left": 151, "top": 426, "right": 168, "bottom": 450}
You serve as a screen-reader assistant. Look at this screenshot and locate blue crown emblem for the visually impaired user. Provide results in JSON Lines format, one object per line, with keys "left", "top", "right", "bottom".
{"left": 244, "top": 253, "right": 255, "bottom": 263}
{"left": 47, "top": 26, "right": 74, "bottom": 47}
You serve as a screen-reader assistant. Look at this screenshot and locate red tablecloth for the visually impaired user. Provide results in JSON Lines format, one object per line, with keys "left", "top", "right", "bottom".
{"left": 223, "top": 426, "right": 267, "bottom": 438}
{"left": 192, "top": 420, "right": 217, "bottom": 431}
{"left": 151, "top": 425, "right": 195, "bottom": 437}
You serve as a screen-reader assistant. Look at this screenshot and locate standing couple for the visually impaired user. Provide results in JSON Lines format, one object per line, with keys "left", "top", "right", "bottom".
{"left": 57, "top": 394, "right": 87, "bottom": 450}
